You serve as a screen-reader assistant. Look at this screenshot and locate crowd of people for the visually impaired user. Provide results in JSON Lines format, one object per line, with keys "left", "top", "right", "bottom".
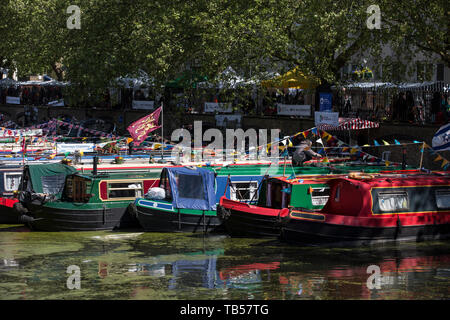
{"left": 0, "top": 85, "right": 63, "bottom": 106}
{"left": 337, "top": 90, "right": 449, "bottom": 125}
{"left": 1, "top": 82, "right": 449, "bottom": 126}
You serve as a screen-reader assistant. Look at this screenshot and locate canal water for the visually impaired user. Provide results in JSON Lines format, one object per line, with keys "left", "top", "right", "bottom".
{"left": 0, "top": 224, "right": 449, "bottom": 300}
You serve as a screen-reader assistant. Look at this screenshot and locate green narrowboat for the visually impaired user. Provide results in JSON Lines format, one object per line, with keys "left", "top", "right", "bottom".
{"left": 15, "top": 163, "right": 161, "bottom": 231}
{"left": 131, "top": 166, "right": 220, "bottom": 233}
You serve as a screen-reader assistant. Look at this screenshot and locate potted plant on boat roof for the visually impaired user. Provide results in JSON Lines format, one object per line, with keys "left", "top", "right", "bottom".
{"left": 61, "top": 158, "right": 72, "bottom": 165}
{"left": 113, "top": 156, "right": 124, "bottom": 164}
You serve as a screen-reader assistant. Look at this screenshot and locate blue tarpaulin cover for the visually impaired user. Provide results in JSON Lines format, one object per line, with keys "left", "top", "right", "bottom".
{"left": 162, "top": 166, "right": 216, "bottom": 211}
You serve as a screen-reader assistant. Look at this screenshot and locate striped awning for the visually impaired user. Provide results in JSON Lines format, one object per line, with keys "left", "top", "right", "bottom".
{"left": 317, "top": 118, "right": 379, "bottom": 131}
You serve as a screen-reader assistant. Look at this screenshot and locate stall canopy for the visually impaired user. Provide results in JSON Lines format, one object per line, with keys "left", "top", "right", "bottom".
{"left": 114, "top": 70, "right": 155, "bottom": 89}
{"left": 261, "top": 67, "right": 320, "bottom": 89}
{"left": 0, "top": 78, "right": 18, "bottom": 88}
{"left": 161, "top": 166, "right": 216, "bottom": 211}
{"left": 166, "top": 70, "right": 208, "bottom": 89}
{"left": 197, "top": 66, "right": 256, "bottom": 89}
{"left": 317, "top": 117, "right": 379, "bottom": 131}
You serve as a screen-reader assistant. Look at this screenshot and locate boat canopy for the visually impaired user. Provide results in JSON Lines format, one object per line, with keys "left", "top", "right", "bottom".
{"left": 21, "top": 163, "right": 77, "bottom": 196}
{"left": 161, "top": 166, "right": 216, "bottom": 211}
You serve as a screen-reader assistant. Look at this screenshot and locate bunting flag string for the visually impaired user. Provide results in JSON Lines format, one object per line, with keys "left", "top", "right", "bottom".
{"left": 249, "top": 126, "right": 427, "bottom": 165}
{"left": 422, "top": 143, "right": 450, "bottom": 171}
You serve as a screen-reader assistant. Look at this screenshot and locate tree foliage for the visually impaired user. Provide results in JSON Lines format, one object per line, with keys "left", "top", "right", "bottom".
{"left": 0, "top": 0, "right": 447, "bottom": 96}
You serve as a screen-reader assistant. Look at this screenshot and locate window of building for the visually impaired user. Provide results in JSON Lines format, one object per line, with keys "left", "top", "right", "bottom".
{"left": 436, "top": 64, "right": 444, "bottom": 81}
{"left": 417, "top": 62, "right": 433, "bottom": 81}
{"left": 378, "top": 191, "right": 409, "bottom": 212}
{"left": 108, "top": 181, "right": 143, "bottom": 199}
{"left": 435, "top": 190, "right": 450, "bottom": 209}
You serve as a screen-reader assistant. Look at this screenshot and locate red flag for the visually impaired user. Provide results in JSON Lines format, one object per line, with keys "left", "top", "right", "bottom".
{"left": 21, "top": 138, "right": 27, "bottom": 154}
{"left": 126, "top": 107, "right": 162, "bottom": 146}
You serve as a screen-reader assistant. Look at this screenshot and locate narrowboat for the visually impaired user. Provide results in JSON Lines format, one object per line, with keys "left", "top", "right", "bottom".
{"left": 216, "top": 168, "right": 433, "bottom": 238}
{"left": 14, "top": 163, "right": 160, "bottom": 231}
{"left": 217, "top": 175, "right": 338, "bottom": 237}
{"left": 280, "top": 172, "right": 450, "bottom": 246}
{"left": 131, "top": 166, "right": 220, "bottom": 233}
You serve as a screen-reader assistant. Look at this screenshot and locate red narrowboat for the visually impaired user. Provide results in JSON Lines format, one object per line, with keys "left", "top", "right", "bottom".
{"left": 280, "top": 173, "right": 450, "bottom": 245}
{"left": 217, "top": 175, "right": 340, "bottom": 237}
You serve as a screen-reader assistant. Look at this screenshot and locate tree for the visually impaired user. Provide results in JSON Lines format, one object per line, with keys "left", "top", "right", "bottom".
{"left": 200, "top": 0, "right": 385, "bottom": 85}
{"left": 382, "top": 0, "right": 449, "bottom": 67}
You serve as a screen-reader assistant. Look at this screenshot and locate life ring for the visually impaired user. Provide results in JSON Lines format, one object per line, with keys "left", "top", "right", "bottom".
{"left": 348, "top": 172, "right": 375, "bottom": 180}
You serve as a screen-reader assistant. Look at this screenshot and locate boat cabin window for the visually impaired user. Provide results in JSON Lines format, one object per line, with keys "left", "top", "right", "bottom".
{"left": 378, "top": 191, "right": 409, "bottom": 212}
{"left": 230, "top": 181, "right": 258, "bottom": 202}
{"left": 108, "top": 181, "right": 143, "bottom": 199}
{"left": 4, "top": 172, "right": 22, "bottom": 192}
{"left": 175, "top": 173, "right": 204, "bottom": 200}
{"left": 435, "top": 190, "right": 450, "bottom": 209}
{"left": 311, "top": 187, "right": 330, "bottom": 206}
{"left": 64, "top": 175, "right": 92, "bottom": 202}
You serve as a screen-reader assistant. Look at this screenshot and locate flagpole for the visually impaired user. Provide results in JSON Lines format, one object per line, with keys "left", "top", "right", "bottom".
{"left": 419, "top": 142, "right": 424, "bottom": 169}
{"left": 161, "top": 102, "right": 164, "bottom": 160}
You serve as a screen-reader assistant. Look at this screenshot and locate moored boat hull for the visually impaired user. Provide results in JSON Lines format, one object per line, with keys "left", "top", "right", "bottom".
{"left": 0, "top": 198, "right": 20, "bottom": 224}
{"left": 280, "top": 215, "right": 450, "bottom": 246}
{"left": 133, "top": 200, "right": 222, "bottom": 233}
{"left": 217, "top": 204, "right": 284, "bottom": 238}
{"left": 22, "top": 203, "right": 139, "bottom": 231}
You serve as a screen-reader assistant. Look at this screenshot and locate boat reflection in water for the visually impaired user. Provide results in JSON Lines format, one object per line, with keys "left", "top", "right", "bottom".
{"left": 121, "top": 242, "right": 450, "bottom": 299}
{"left": 0, "top": 228, "right": 449, "bottom": 299}
{"left": 277, "top": 247, "right": 450, "bottom": 299}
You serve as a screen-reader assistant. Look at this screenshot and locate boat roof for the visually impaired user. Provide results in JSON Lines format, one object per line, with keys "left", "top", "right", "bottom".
{"left": 269, "top": 171, "right": 450, "bottom": 186}
{"left": 71, "top": 171, "right": 158, "bottom": 180}
{"left": 331, "top": 173, "right": 450, "bottom": 188}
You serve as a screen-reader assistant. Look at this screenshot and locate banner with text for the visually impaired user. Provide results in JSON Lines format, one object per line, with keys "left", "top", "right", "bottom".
{"left": 215, "top": 114, "right": 242, "bottom": 128}
{"left": 56, "top": 143, "right": 95, "bottom": 154}
{"left": 204, "top": 102, "right": 233, "bottom": 113}
{"left": 132, "top": 100, "right": 155, "bottom": 110}
{"left": 47, "top": 99, "right": 65, "bottom": 107}
{"left": 315, "top": 111, "right": 339, "bottom": 127}
{"left": 277, "top": 104, "right": 311, "bottom": 116}
{"left": 6, "top": 96, "right": 20, "bottom": 105}
{"left": 0, "top": 128, "right": 43, "bottom": 137}
{"left": 319, "top": 93, "right": 332, "bottom": 112}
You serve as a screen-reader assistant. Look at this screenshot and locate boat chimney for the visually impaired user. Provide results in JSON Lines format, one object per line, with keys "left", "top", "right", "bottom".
{"left": 93, "top": 156, "right": 98, "bottom": 176}
{"left": 402, "top": 147, "right": 406, "bottom": 170}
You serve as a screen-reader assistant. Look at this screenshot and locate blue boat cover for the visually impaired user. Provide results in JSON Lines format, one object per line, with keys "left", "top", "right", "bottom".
{"left": 162, "top": 166, "right": 216, "bottom": 211}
